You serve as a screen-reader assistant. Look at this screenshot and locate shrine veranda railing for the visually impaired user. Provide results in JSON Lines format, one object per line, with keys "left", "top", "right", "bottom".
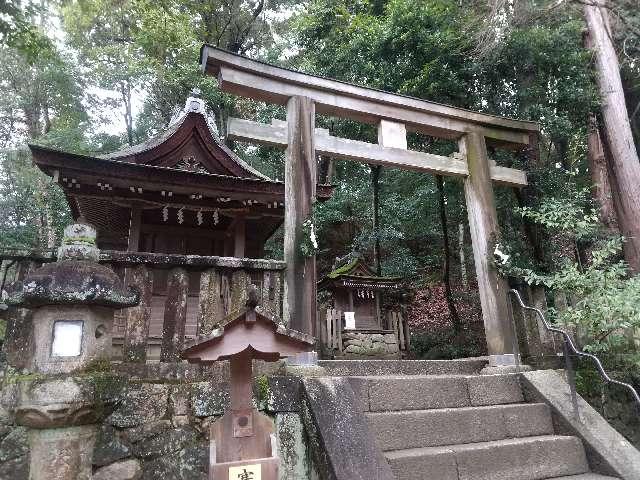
{"left": 0, "top": 249, "right": 284, "bottom": 362}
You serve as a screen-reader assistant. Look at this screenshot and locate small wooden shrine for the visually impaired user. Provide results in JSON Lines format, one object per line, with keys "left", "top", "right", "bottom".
{"left": 29, "top": 92, "right": 332, "bottom": 339}
{"left": 318, "top": 255, "right": 407, "bottom": 359}
{"left": 318, "top": 255, "right": 401, "bottom": 330}
{"left": 183, "top": 287, "right": 314, "bottom": 480}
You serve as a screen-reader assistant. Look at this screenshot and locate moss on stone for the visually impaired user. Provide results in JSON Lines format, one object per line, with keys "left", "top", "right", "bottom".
{"left": 79, "top": 370, "right": 128, "bottom": 419}
{"left": 256, "top": 375, "right": 270, "bottom": 408}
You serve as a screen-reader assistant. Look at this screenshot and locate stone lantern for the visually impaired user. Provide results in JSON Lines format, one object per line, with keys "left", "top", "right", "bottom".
{"left": 3, "top": 220, "right": 139, "bottom": 480}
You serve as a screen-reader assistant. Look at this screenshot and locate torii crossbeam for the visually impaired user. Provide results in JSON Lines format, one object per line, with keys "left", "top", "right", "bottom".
{"left": 200, "top": 45, "right": 540, "bottom": 368}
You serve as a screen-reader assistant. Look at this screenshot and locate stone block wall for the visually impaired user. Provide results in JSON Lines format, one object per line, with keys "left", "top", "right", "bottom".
{"left": 341, "top": 331, "right": 400, "bottom": 359}
{"left": 0, "top": 363, "right": 317, "bottom": 480}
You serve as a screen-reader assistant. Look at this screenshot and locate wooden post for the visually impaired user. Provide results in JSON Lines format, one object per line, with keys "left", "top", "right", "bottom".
{"left": 127, "top": 206, "right": 142, "bottom": 252}
{"left": 229, "top": 349, "right": 253, "bottom": 411}
{"left": 233, "top": 217, "right": 246, "bottom": 258}
{"left": 397, "top": 311, "right": 406, "bottom": 351}
{"left": 460, "top": 131, "right": 518, "bottom": 367}
{"left": 123, "top": 264, "right": 152, "bottom": 363}
{"left": 283, "top": 95, "right": 317, "bottom": 335}
{"left": 160, "top": 267, "right": 189, "bottom": 362}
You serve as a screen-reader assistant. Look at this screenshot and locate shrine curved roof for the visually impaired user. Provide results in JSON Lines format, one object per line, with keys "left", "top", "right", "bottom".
{"left": 98, "top": 95, "right": 270, "bottom": 180}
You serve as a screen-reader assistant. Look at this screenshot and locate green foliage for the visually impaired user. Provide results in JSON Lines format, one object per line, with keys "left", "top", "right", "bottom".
{"left": 410, "top": 327, "right": 484, "bottom": 360}
{"left": 0, "top": 148, "right": 70, "bottom": 249}
{"left": 294, "top": 0, "right": 474, "bottom": 104}
{"left": 0, "top": 1, "right": 53, "bottom": 60}
{"left": 498, "top": 185, "right": 640, "bottom": 357}
{"left": 255, "top": 374, "right": 270, "bottom": 408}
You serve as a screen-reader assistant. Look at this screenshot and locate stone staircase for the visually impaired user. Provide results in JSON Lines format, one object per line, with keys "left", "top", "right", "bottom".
{"left": 318, "top": 360, "right": 620, "bottom": 480}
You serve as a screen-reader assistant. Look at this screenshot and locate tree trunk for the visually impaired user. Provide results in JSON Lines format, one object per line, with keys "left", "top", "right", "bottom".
{"left": 436, "top": 175, "right": 461, "bottom": 333}
{"left": 584, "top": 0, "right": 640, "bottom": 273}
{"left": 587, "top": 115, "right": 618, "bottom": 231}
{"left": 371, "top": 165, "right": 382, "bottom": 275}
{"left": 319, "top": 155, "right": 334, "bottom": 184}
{"left": 120, "top": 81, "right": 134, "bottom": 145}
{"left": 458, "top": 223, "right": 468, "bottom": 289}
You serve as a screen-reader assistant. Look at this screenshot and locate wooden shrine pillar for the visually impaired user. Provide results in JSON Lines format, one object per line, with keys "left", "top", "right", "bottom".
{"left": 127, "top": 205, "right": 142, "bottom": 252}
{"left": 460, "top": 131, "right": 518, "bottom": 367}
{"left": 283, "top": 96, "right": 317, "bottom": 335}
{"left": 234, "top": 216, "right": 246, "bottom": 258}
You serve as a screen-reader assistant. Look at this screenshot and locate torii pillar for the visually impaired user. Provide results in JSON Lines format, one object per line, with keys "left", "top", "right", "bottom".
{"left": 283, "top": 96, "right": 317, "bottom": 336}
{"left": 461, "top": 131, "right": 517, "bottom": 368}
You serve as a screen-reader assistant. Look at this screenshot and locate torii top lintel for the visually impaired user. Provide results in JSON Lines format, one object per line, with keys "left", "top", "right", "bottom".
{"left": 200, "top": 45, "right": 539, "bottom": 148}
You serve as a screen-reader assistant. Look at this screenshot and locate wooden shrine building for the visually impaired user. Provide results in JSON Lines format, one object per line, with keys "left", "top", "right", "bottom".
{"left": 318, "top": 256, "right": 401, "bottom": 330}
{"left": 31, "top": 94, "right": 333, "bottom": 257}
{"left": 26, "top": 93, "right": 332, "bottom": 358}
{"left": 318, "top": 256, "right": 407, "bottom": 358}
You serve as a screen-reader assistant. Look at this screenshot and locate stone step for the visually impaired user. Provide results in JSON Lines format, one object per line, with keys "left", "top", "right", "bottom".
{"left": 368, "top": 403, "right": 553, "bottom": 451}
{"left": 349, "top": 373, "right": 523, "bottom": 412}
{"left": 546, "top": 475, "right": 620, "bottom": 480}
{"left": 318, "top": 358, "right": 487, "bottom": 377}
{"left": 385, "top": 435, "right": 589, "bottom": 480}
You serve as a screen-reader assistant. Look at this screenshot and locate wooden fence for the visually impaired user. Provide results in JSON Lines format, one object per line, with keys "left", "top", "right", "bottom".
{"left": 386, "top": 309, "right": 410, "bottom": 352}
{"left": 0, "top": 250, "right": 285, "bottom": 363}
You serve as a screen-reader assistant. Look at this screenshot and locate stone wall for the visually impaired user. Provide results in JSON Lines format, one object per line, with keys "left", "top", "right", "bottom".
{"left": 341, "top": 331, "right": 399, "bottom": 359}
{"left": 0, "top": 362, "right": 317, "bottom": 480}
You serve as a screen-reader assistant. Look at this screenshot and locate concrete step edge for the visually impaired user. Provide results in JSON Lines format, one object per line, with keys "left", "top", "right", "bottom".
{"left": 385, "top": 435, "right": 590, "bottom": 480}
{"left": 318, "top": 358, "right": 488, "bottom": 376}
{"left": 384, "top": 435, "right": 581, "bottom": 459}
{"left": 345, "top": 373, "right": 520, "bottom": 380}
{"left": 545, "top": 475, "right": 620, "bottom": 480}
{"left": 365, "top": 402, "right": 549, "bottom": 416}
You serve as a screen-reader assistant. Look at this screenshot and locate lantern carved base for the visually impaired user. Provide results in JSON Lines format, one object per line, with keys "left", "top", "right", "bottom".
{"left": 8, "top": 376, "right": 121, "bottom": 429}
{"left": 29, "top": 425, "right": 96, "bottom": 480}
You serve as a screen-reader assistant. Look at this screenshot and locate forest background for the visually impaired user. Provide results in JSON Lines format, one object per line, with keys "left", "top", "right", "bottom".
{"left": 1, "top": 0, "right": 640, "bottom": 377}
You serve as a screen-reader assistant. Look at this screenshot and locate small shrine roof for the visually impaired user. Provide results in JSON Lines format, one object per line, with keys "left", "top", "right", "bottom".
{"left": 319, "top": 256, "right": 402, "bottom": 291}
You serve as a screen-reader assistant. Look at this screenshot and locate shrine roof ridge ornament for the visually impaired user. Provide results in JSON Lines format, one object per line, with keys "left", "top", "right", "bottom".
{"left": 200, "top": 45, "right": 539, "bottom": 146}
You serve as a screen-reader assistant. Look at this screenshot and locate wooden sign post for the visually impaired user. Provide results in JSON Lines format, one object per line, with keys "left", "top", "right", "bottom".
{"left": 183, "top": 287, "right": 315, "bottom": 480}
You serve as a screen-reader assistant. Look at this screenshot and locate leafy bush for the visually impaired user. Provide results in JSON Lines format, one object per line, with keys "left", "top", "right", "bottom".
{"left": 411, "top": 325, "right": 485, "bottom": 360}
{"left": 497, "top": 186, "right": 640, "bottom": 362}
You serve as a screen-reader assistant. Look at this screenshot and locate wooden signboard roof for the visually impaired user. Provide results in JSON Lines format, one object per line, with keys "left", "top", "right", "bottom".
{"left": 182, "top": 307, "right": 314, "bottom": 363}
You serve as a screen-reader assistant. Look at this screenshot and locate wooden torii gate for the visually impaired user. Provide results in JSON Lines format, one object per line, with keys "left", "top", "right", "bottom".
{"left": 200, "top": 46, "right": 539, "bottom": 368}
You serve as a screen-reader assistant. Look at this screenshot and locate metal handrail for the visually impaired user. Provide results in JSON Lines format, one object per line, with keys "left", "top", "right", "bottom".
{"left": 509, "top": 288, "right": 640, "bottom": 419}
